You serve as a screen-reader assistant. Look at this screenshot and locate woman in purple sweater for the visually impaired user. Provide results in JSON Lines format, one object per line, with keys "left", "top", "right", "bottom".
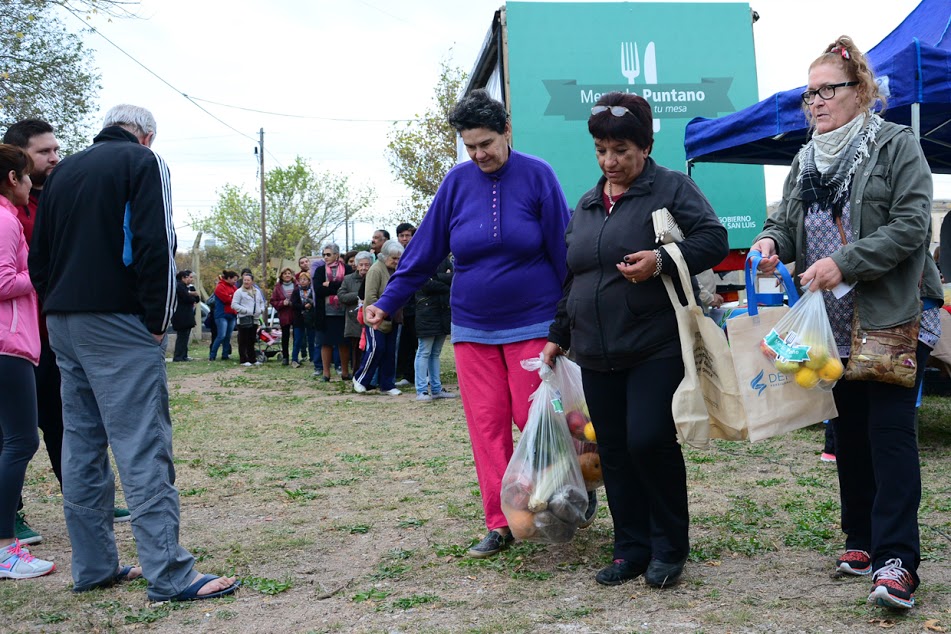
{"left": 365, "top": 90, "right": 571, "bottom": 558}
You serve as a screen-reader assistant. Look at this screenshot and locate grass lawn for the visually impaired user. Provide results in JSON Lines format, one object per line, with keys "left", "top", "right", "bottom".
{"left": 4, "top": 338, "right": 950, "bottom": 633}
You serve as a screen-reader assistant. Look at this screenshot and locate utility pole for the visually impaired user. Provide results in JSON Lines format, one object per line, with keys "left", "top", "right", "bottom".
{"left": 258, "top": 128, "right": 267, "bottom": 285}
{"left": 344, "top": 206, "right": 350, "bottom": 252}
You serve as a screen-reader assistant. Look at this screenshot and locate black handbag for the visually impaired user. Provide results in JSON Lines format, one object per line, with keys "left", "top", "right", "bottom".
{"left": 237, "top": 315, "right": 255, "bottom": 328}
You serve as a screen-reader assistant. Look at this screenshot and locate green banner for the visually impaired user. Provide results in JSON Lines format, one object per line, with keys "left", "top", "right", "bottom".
{"left": 543, "top": 79, "right": 735, "bottom": 120}
{"left": 504, "top": 2, "right": 767, "bottom": 249}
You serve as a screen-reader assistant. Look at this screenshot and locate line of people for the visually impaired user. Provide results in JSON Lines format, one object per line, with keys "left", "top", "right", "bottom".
{"left": 199, "top": 227, "right": 457, "bottom": 401}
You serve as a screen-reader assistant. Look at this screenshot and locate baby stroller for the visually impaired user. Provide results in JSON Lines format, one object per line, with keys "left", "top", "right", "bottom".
{"left": 255, "top": 325, "right": 283, "bottom": 363}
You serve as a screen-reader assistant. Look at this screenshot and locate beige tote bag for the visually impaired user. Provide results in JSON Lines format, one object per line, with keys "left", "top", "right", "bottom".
{"left": 726, "top": 258, "right": 838, "bottom": 442}
{"left": 662, "top": 244, "right": 748, "bottom": 448}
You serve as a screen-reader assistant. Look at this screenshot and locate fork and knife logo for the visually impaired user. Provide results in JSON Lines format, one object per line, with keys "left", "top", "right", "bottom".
{"left": 621, "top": 41, "right": 661, "bottom": 133}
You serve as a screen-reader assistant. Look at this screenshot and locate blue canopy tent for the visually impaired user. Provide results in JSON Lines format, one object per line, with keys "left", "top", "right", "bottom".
{"left": 684, "top": 0, "right": 951, "bottom": 172}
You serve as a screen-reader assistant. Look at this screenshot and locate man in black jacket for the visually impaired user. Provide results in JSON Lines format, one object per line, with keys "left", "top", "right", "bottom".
{"left": 28, "top": 104, "right": 239, "bottom": 602}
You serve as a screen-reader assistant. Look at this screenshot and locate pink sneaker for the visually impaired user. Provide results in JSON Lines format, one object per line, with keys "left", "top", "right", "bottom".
{"left": 820, "top": 452, "right": 837, "bottom": 463}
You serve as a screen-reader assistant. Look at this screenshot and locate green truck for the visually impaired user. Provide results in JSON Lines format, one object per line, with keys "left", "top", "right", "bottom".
{"left": 463, "top": 1, "right": 766, "bottom": 266}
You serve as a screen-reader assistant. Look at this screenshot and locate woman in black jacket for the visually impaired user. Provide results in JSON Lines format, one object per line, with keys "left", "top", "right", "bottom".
{"left": 413, "top": 256, "right": 455, "bottom": 401}
{"left": 542, "top": 92, "right": 728, "bottom": 589}
{"left": 171, "top": 270, "right": 199, "bottom": 362}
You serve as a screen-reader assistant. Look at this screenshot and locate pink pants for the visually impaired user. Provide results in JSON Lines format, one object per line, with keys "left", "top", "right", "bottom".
{"left": 453, "top": 338, "right": 546, "bottom": 531}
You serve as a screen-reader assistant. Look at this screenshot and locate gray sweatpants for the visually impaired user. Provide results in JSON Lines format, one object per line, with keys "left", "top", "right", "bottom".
{"left": 47, "top": 313, "right": 195, "bottom": 601}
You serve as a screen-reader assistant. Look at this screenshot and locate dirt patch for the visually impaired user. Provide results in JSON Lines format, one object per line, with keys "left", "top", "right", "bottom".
{"left": 8, "top": 350, "right": 951, "bottom": 633}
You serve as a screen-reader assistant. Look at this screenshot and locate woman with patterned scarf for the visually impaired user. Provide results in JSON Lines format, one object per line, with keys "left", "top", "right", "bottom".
{"left": 312, "top": 242, "right": 352, "bottom": 382}
{"left": 752, "top": 36, "right": 943, "bottom": 610}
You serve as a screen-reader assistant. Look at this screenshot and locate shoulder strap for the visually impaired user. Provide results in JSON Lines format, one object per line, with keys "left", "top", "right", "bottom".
{"left": 660, "top": 243, "right": 700, "bottom": 311}
{"left": 834, "top": 217, "right": 848, "bottom": 245}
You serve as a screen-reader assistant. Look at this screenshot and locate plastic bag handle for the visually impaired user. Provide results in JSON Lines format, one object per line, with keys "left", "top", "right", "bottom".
{"left": 745, "top": 250, "right": 799, "bottom": 317}
{"left": 520, "top": 353, "right": 553, "bottom": 380}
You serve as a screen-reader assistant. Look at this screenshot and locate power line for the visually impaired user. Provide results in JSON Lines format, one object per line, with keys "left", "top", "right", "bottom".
{"left": 355, "top": 0, "right": 412, "bottom": 24}
{"left": 65, "top": 8, "right": 258, "bottom": 144}
{"left": 63, "top": 8, "right": 283, "bottom": 166}
{"left": 159, "top": 133, "right": 248, "bottom": 143}
{"left": 185, "top": 95, "right": 418, "bottom": 123}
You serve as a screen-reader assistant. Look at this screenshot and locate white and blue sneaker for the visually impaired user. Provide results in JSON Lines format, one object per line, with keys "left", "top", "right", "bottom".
{"left": 0, "top": 540, "right": 55, "bottom": 579}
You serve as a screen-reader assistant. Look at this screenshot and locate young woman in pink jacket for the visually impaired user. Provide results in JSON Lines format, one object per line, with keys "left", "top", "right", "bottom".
{"left": 0, "top": 144, "right": 54, "bottom": 579}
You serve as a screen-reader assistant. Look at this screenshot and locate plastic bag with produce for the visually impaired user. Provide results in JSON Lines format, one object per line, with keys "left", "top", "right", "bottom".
{"left": 761, "top": 285, "right": 844, "bottom": 391}
{"left": 500, "top": 356, "right": 588, "bottom": 543}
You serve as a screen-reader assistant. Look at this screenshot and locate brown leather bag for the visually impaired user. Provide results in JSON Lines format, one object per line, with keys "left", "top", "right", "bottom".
{"left": 844, "top": 308, "right": 919, "bottom": 388}
{"left": 834, "top": 217, "right": 919, "bottom": 389}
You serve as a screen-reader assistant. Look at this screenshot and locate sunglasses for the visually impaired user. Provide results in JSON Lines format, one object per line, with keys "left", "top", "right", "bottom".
{"left": 322, "top": 252, "right": 334, "bottom": 257}
{"left": 591, "top": 105, "right": 633, "bottom": 118}
{"left": 800, "top": 81, "right": 859, "bottom": 105}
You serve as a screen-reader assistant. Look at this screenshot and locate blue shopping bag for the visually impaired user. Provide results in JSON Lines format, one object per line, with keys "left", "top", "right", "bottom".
{"left": 719, "top": 251, "right": 799, "bottom": 334}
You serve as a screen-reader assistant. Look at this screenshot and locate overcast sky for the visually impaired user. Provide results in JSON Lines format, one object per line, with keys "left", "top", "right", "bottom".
{"left": 71, "top": 0, "right": 939, "bottom": 249}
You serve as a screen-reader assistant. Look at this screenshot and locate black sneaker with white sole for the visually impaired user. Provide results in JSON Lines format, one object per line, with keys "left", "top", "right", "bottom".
{"left": 868, "top": 558, "right": 917, "bottom": 609}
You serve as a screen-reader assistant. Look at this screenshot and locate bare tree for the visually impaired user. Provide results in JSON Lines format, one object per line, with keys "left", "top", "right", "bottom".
{"left": 385, "top": 59, "right": 467, "bottom": 225}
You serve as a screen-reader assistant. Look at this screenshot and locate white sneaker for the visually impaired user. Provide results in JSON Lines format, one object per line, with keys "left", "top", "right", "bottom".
{"left": 385, "top": 388, "right": 402, "bottom": 396}
{"left": 353, "top": 378, "right": 367, "bottom": 393}
{"left": 434, "top": 391, "right": 458, "bottom": 399}
{"left": 241, "top": 362, "right": 253, "bottom": 367}
{"left": 395, "top": 379, "right": 411, "bottom": 387}
{"left": 0, "top": 541, "right": 55, "bottom": 579}
{"left": 416, "top": 394, "right": 432, "bottom": 401}
{"left": 254, "top": 361, "right": 263, "bottom": 366}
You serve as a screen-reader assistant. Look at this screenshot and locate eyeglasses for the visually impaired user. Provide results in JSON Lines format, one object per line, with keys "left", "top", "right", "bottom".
{"left": 800, "top": 81, "right": 859, "bottom": 105}
{"left": 322, "top": 252, "right": 334, "bottom": 257}
{"left": 591, "top": 105, "right": 633, "bottom": 118}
